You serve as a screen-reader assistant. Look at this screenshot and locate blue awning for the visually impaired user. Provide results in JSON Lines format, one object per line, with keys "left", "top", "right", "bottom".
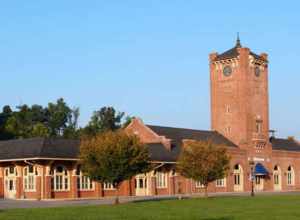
{"left": 254, "top": 163, "right": 269, "bottom": 176}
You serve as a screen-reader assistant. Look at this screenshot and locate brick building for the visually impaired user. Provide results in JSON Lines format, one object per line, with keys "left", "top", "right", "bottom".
{"left": 1, "top": 38, "right": 300, "bottom": 200}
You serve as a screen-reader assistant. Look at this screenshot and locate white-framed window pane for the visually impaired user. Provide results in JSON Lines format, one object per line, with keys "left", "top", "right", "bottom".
{"left": 156, "top": 172, "right": 167, "bottom": 188}
{"left": 216, "top": 178, "right": 226, "bottom": 187}
{"left": 195, "top": 181, "right": 205, "bottom": 188}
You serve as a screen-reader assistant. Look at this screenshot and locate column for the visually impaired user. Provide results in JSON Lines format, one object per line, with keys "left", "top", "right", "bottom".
{"left": 44, "top": 165, "right": 52, "bottom": 199}
{"left": 36, "top": 166, "right": 43, "bottom": 200}
{"left": 70, "top": 166, "right": 78, "bottom": 199}
{"left": 15, "top": 165, "right": 23, "bottom": 199}
{"left": 94, "top": 182, "right": 103, "bottom": 198}
{"left": 0, "top": 167, "right": 4, "bottom": 198}
{"left": 150, "top": 171, "right": 157, "bottom": 196}
{"left": 169, "top": 172, "right": 176, "bottom": 195}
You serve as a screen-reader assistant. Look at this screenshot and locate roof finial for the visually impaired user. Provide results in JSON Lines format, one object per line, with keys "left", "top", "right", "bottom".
{"left": 236, "top": 32, "right": 241, "bottom": 47}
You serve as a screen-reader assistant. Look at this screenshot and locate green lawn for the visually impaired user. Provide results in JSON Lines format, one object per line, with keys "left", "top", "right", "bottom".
{"left": 1, "top": 195, "right": 300, "bottom": 220}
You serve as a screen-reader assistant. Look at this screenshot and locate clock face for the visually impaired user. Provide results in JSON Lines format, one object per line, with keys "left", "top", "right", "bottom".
{"left": 223, "top": 65, "right": 232, "bottom": 77}
{"left": 255, "top": 66, "right": 260, "bottom": 77}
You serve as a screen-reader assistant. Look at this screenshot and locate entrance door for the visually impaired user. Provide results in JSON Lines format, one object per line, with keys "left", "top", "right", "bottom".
{"left": 255, "top": 176, "right": 264, "bottom": 191}
{"left": 135, "top": 175, "right": 147, "bottom": 196}
{"left": 4, "top": 166, "right": 17, "bottom": 199}
{"left": 4, "top": 177, "right": 16, "bottom": 199}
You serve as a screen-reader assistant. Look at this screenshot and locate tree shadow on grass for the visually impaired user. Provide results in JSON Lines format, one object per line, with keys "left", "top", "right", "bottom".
{"left": 202, "top": 217, "right": 234, "bottom": 220}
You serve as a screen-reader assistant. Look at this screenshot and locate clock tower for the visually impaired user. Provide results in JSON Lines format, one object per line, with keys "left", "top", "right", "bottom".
{"left": 209, "top": 37, "right": 270, "bottom": 158}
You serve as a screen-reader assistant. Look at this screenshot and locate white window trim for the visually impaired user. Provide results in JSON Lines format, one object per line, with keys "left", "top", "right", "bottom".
{"left": 287, "top": 167, "right": 295, "bottom": 186}
{"left": 156, "top": 172, "right": 167, "bottom": 189}
{"left": 23, "top": 166, "right": 36, "bottom": 192}
{"left": 52, "top": 165, "right": 70, "bottom": 192}
{"left": 103, "top": 182, "right": 116, "bottom": 190}
{"left": 216, "top": 178, "right": 226, "bottom": 188}
{"left": 195, "top": 181, "right": 205, "bottom": 188}
{"left": 77, "top": 172, "right": 94, "bottom": 191}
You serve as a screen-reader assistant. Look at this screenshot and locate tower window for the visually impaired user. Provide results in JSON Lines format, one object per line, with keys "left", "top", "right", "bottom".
{"left": 225, "top": 105, "right": 231, "bottom": 113}
{"left": 255, "top": 121, "right": 262, "bottom": 133}
{"left": 225, "top": 126, "right": 231, "bottom": 134}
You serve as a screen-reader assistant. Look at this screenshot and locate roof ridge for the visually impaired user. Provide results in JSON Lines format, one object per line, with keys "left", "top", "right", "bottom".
{"left": 147, "top": 124, "right": 212, "bottom": 133}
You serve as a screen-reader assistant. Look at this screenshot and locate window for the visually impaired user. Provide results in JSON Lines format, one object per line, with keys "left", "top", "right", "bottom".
{"left": 225, "top": 105, "right": 231, "bottom": 113}
{"left": 273, "top": 165, "right": 280, "bottom": 185}
{"left": 103, "top": 182, "right": 115, "bottom": 190}
{"left": 287, "top": 166, "right": 294, "bottom": 186}
{"left": 76, "top": 167, "right": 94, "bottom": 191}
{"left": 234, "top": 164, "right": 242, "bottom": 186}
{"left": 195, "top": 181, "right": 205, "bottom": 188}
{"left": 225, "top": 126, "right": 231, "bottom": 134}
{"left": 5, "top": 166, "right": 16, "bottom": 177}
{"left": 51, "top": 165, "right": 69, "bottom": 191}
{"left": 156, "top": 172, "right": 167, "bottom": 188}
{"left": 216, "top": 178, "right": 226, "bottom": 187}
{"left": 23, "top": 165, "right": 36, "bottom": 191}
{"left": 255, "top": 121, "right": 262, "bottom": 133}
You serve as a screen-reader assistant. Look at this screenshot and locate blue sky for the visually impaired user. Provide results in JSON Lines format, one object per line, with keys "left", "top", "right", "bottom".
{"left": 0, "top": 1, "right": 299, "bottom": 139}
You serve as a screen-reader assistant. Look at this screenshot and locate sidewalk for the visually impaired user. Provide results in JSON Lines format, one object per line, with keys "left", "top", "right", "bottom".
{"left": 1, "top": 191, "right": 300, "bottom": 210}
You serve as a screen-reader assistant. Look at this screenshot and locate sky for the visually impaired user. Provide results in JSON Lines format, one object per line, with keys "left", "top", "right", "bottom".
{"left": 0, "top": 1, "right": 299, "bottom": 139}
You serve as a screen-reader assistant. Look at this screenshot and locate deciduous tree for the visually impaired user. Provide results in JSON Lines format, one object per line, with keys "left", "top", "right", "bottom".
{"left": 80, "top": 130, "right": 150, "bottom": 204}
{"left": 177, "top": 140, "right": 230, "bottom": 197}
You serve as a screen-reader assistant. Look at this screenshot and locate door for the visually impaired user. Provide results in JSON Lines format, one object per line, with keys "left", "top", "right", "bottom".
{"left": 4, "top": 166, "right": 17, "bottom": 199}
{"left": 4, "top": 177, "right": 16, "bottom": 199}
{"left": 135, "top": 175, "right": 147, "bottom": 196}
{"left": 255, "top": 176, "right": 264, "bottom": 191}
{"left": 273, "top": 172, "right": 282, "bottom": 191}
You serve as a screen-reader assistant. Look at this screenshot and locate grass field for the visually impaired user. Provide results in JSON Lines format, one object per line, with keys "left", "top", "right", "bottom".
{"left": 1, "top": 195, "right": 300, "bottom": 220}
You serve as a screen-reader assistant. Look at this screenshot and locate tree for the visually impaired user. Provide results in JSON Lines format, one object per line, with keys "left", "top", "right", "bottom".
{"left": 80, "top": 130, "right": 150, "bottom": 204}
{"left": 2, "top": 98, "right": 80, "bottom": 139}
{"left": 83, "top": 107, "right": 125, "bottom": 136}
{"left": 0, "top": 106, "right": 14, "bottom": 140}
{"left": 47, "top": 98, "right": 72, "bottom": 136}
{"left": 177, "top": 140, "right": 230, "bottom": 197}
{"left": 31, "top": 123, "right": 50, "bottom": 138}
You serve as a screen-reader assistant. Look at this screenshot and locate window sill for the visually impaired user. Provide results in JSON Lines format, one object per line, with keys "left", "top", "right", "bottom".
{"left": 24, "top": 190, "right": 36, "bottom": 192}
{"left": 79, "top": 189, "right": 95, "bottom": 191}
{"left": 53, "top": 190, "right": 70, "bottom": 192}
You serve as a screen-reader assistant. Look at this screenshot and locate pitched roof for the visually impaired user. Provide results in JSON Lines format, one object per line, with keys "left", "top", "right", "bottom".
{"left": 214, "top": 40, "right": 263, "bottom": 61}
{"left": 147, "top": 125, "right": 237, "bottom": 148}
{"left": 146, "top": 125, "right": 237, "bottom": 162}
{"left": 271, "top": 137, "right": 300, "bottom": 152}
{"left": 147, "top": 143, "right": 177, "bottom": 162}
{"left": 0, "top": 137, "right": 177, "bottom": 162}
{"left": 0, "top": 126, "right": 237, "bottom": 162}
{"left": 0, "top": 138, "right": 80, "bottom": 161}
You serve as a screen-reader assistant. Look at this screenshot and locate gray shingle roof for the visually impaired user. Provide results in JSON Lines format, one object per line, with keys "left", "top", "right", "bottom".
{"left": 147, "top": 143, "right": 177, "bottom": 162}
{"left": 0, "top": 138, "right": 79, "bottom": 160}
{"left": 0, "top": 126, "right": 238, "bottom": 162}
{"left": 271, "top": 137, "right": 300, "bottom": 152}
{"left": 148, "top": 125, "right": 237, "bottom": 148}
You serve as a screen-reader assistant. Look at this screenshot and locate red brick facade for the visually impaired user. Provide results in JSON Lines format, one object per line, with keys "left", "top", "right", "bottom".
{"left": 0, "top": 41, "right": 299, "bottom": 200}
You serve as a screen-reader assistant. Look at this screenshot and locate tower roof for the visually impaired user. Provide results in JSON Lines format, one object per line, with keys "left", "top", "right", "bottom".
{"left": 214, "top": 36, "right": 264, "bottom": 61}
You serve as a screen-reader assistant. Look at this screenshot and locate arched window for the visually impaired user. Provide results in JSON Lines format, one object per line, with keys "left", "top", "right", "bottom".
{"left": 287, "top": 166, "right": 295, "bottom": 186}
{"left": 76, "top": 166, "right": 94, "bottom": 191}
{"left": 51, "top": 165, "right": 69, "bottom": 191}
{"left": 273, "top": 165, "right": 280, "bottom": 185}
{"left": 23, "top": 165, "right": 37, "bottom": 191}
{"left": 5, "top": 166, "right": 16, "bottom": 177}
